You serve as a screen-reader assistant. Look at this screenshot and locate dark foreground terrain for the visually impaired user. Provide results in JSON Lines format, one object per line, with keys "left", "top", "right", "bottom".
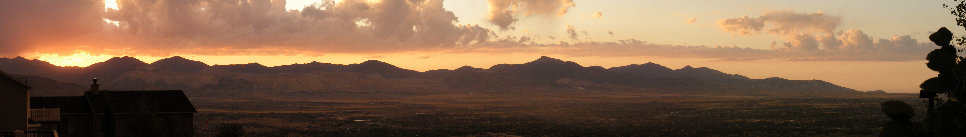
{"left": 189, "top": 91, "right": 920, "bottom": 137}
{"left": 2, "top": 56, "right": 900, "bottom": 136}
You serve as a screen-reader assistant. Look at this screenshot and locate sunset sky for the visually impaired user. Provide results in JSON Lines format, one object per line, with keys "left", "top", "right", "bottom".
{"left": 0, "top": 0, "right": 960, "bottom": 93}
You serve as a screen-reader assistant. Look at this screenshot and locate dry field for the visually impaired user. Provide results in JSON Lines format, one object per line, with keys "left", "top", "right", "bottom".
{"left": 189, "top": 91, "right": 923, "bottom": 137}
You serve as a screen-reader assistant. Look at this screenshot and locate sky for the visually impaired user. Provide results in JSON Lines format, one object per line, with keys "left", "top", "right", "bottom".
{"left": 0, "top": 0, "right": 961, "bottom": 93}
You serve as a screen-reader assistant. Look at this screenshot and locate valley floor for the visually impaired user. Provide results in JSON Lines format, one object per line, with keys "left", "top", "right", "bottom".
{"left": 189, "top": 91, "right": 922, "bottom": 137}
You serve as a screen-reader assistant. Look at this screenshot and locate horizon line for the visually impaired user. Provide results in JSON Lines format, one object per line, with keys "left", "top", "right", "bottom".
{"left": 4, "top": 55, "right": 687, "bottom": 70}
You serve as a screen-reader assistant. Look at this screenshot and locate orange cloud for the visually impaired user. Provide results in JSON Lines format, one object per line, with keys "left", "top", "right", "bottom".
{"left": 673, "top": 12, "right": 698, "bottom": 25}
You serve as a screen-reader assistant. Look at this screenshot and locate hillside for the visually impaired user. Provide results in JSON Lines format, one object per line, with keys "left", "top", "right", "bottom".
{"left": 0, "top": 56, "right": 859, "bottom": 96}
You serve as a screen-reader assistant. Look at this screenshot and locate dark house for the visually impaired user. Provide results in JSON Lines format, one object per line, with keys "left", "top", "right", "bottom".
{"left": 0, "top": 71, "right": 30, "bottom": 135}
{"left": 31, "top": 79, "right": 197, "bottom": 137}
{"left": 0, "top": 70, "right": 197, "bottom": 137}
{"left": 30, "top": 90, "right": 197, "bottom": 137}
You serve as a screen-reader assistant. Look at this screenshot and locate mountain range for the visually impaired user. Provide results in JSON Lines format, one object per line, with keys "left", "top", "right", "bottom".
{"left": 0, "top": 56, "right": 861, "bottom": 96}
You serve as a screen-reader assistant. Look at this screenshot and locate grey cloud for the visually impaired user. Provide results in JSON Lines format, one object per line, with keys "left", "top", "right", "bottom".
{"left": 717, "top": 11, "right": 839, "bottom": 37}
{"left": 544, "top": 40, "right": 773, "bottom": 59}
{"left": 716, "top": 15, "right": 764, "bottom": 35}
{"left": 0, "top": 1, "right": 936, "bottom": 62}
{"left": 475, "top": 36, "right": 932, "bottom": 61}
{"left": 2, "top": 0, "right": 494, "bottom": 56}
{"left": 0, "top": 0, "right": 105, "bottom": 56}
{"left": 486, "top": 0, "right": 575, "bottom": 30}
{"left": 760, "top": 11, "right": 840, "bottom": 35}
{"left": 715, "top": 10, "right": 932, "bottom": 61}
{"left": 566, "top": 25, "right": 578, "bottom": 40}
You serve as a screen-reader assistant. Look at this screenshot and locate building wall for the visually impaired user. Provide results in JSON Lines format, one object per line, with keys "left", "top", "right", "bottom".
{"left": 161, "top": 114, "right": 194, "bottom": 137}
{"left": 58, "top": 115, "right": 96, "bottom": 137}
{"left": 0, "top": 81, "right": 28, "bottom": 132}
{"left": 112, "top": 113, "right": 195, "bottom": 137}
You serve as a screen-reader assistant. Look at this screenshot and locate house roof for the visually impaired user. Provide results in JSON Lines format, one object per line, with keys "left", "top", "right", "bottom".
{"left": 30, "top": 96, "right": 92, "bottom": 113}
{"left": 29, "top": 90, "right": 197, "bottom": 114}
{"left": 88, "top": 90, "right": 197, "bottom": 113}
{"left": 0, "top": 70, "right": 31, "bottom": 90}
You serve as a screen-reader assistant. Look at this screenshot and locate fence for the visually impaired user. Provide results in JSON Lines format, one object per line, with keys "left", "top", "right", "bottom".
{"left": 29, "top": 108, "right": 60, "bottom": 122}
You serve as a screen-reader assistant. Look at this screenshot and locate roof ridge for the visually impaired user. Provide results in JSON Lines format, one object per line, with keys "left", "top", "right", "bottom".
{"left": 0, "top": 70, "right": 31, "bottom": 89}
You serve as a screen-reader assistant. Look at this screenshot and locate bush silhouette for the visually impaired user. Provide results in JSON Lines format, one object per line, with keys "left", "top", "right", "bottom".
{"left": 879, "top": 100, "right": 923, "bottom": 137}
{"left": 908, "top": 1, "right": 966, "bottom": 136}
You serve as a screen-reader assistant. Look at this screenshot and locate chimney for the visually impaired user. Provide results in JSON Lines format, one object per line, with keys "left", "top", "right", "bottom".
{"left": 89, "top": 78, "right": 100, "bottom": 95}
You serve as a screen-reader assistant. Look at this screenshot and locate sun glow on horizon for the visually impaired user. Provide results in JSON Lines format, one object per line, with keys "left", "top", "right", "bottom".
{"left": 30, "top": 51, "right": 166, "bottom": 67}
{"left": 33, "top": 51, "right": 114, "bottom": 67}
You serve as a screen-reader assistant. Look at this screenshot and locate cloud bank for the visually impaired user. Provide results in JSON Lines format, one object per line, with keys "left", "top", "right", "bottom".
{"left": 2, "top": 0, "right": 495, "bottom": 56}
{"left": 716, "top": 10, "right": 933, "bottom": 60}
{"left": 0, "top": 0, "right": 936, "bottom": 62}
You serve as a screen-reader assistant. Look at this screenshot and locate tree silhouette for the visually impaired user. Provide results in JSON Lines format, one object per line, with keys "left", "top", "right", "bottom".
{"left": 921, "top": 27, "right": 957, "bottom": 104}
{"left": 945, "top": 0, "right": 966, "bottom": 46}
{"left": 912, "top": 1, "right": 966, "bottom": 136}
{"left": 880, "top": 100, "right": 923, "bottom": 137}
{"left": 920, "top": 26, "right": 966, "bottom": 137}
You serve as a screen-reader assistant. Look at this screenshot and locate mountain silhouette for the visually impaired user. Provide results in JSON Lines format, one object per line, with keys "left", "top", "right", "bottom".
{"left": 489, "top": 56, "right": 586, "bottom": 83}
{"left": 88, "top": 56, "right": 149, "bottom": 71}
{"left": 0, "top": 56, "right": 859, "bottom": 96}
{"left": 86, "top": 56, "right": 149, "bottom": 82}
{"left": 274, "top": 61, "right": 347, "bottom": 73}
{"left": 209, "top": 63, "right": 274, "bottom": 73}
{"left": 675, "top": 65, "right": 750, "bottom": 82}
{"left": 4, "top": 73, "right": 85, "bottom": 96}
{"left": 0, "top": 57, "right": 77, "bottom": 78}
{"left": 609, "top": 62, "right": 674, "bottom": 76}
{"left": 348, "top": 60, "right": 419, "bottom": 78}
{"left": 150, "top": 56, "right": 208, "bottom": 73}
